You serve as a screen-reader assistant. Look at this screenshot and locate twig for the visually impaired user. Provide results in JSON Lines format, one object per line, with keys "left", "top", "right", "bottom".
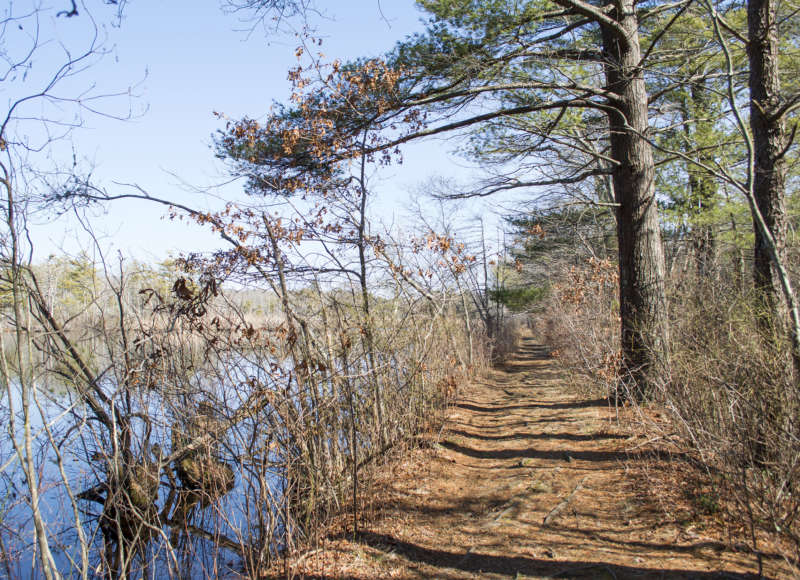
{"left": 543, "top": 476, "right": 586, "bottom": 527}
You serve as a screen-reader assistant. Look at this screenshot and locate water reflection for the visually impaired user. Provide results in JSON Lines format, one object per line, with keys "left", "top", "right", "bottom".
{"left": 0, "top": 358, "right": 287, "bottom": 579}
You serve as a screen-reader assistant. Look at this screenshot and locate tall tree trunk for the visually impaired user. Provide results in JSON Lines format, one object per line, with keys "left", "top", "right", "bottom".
{"left": 356, "top": 137, "right": 387, "bottom": 448}
{"left": 601, "top": 1, "right": 669, "bottom": 399}
{"left": 687, "top": 81, "right": 718, "bottom": 278}
{"left": 748, "top": 0, "right": 789, "bottom": 338}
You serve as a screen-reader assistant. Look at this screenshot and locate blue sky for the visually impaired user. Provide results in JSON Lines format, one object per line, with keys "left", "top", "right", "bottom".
{"left": 7, "top": 1, "right": 507, "bottom": 263}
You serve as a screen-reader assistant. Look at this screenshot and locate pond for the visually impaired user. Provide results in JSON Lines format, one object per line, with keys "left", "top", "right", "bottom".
{"left": 0, "top": 356, "right": 295, "bottom": 579}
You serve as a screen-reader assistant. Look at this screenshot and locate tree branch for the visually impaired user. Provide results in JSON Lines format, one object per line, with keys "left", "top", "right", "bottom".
{"left": 552, "top": 0, "right": 631, "bottom": 48}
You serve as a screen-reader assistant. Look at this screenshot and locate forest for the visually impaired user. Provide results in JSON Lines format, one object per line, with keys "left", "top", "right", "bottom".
{"left": 1, "top": 0, "right": 800, "bottom": 578}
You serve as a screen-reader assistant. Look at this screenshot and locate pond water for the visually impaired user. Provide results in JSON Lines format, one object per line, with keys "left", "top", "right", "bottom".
{"left": 0, "top": 361, "right": 291, "bottom": 579}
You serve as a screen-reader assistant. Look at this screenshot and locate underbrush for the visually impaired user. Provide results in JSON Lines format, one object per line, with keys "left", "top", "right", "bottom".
{"left": 491, "top": 314, "right": 528, "bottom": 362}
{"left": 542, "top": 257, "right": 800, "bottom": 572}
{"left": 1, "top": 259, "right": 493, "bottom": 578}
{"left": 664, "top": 280, "right": 800, "bottom": 568}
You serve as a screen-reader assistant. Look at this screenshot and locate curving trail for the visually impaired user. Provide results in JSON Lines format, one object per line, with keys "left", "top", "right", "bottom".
{"left": 285, "top": 336, "right": 790, "bottom": 579}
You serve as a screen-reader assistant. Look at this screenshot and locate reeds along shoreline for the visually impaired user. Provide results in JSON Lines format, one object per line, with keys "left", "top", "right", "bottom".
{"left": 0, "top": 260, "right": 495, "bottom": 578}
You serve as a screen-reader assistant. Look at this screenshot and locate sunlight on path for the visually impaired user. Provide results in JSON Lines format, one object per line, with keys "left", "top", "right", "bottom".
{"left": 281, "top": 336, "right": 788, "bottom": 579}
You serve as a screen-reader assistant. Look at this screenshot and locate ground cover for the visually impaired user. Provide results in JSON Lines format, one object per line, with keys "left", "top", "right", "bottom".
{"left": 270, "top": 336, "right": 794, "bottom": 579}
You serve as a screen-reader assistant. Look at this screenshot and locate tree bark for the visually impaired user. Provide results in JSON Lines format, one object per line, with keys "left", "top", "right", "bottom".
{"left": 686, "top": 81, "right": 718, "bottom": 278}
{"left": 601, "top": 1, "right": 669, "bottom": 398}
{"left": 748, "top": 0, "right": 789, "bottom": 337}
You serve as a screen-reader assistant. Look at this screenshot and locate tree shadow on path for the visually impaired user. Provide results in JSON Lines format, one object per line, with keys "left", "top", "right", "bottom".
{"left": 446, "top": 429, "right": 629, "bottom": 443}
{"left": 439, "top": 439, "right": 684, "bottom": 463}
{"left": 345, "top": 531, "right": 769, "bottom": 579}
{"left": 452, "top": 397, "right": 612, "bottom": 414}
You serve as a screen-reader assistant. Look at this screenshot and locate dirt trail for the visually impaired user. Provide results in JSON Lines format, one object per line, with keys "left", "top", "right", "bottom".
{"left": 288, "top": 337, "right": 790, "bottom": 579}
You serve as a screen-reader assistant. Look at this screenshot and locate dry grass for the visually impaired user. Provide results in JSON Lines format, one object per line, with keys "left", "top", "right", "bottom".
{"left": 540, "top": 256, "right": 800, "bottom": 571}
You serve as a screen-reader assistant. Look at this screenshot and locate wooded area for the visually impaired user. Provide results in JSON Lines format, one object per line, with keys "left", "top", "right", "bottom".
{"left": 1, "top": 0, "right": 800, "bottom": 577}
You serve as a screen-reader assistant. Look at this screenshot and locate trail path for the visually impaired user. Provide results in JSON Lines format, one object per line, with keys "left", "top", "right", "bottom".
{"left": 289, "top": 337, "right": 789, "bottom": 579}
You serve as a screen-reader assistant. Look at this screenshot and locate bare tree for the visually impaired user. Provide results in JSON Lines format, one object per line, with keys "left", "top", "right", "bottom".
{"left": 0, "top": 2, "right": 134, "bottom": 576}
